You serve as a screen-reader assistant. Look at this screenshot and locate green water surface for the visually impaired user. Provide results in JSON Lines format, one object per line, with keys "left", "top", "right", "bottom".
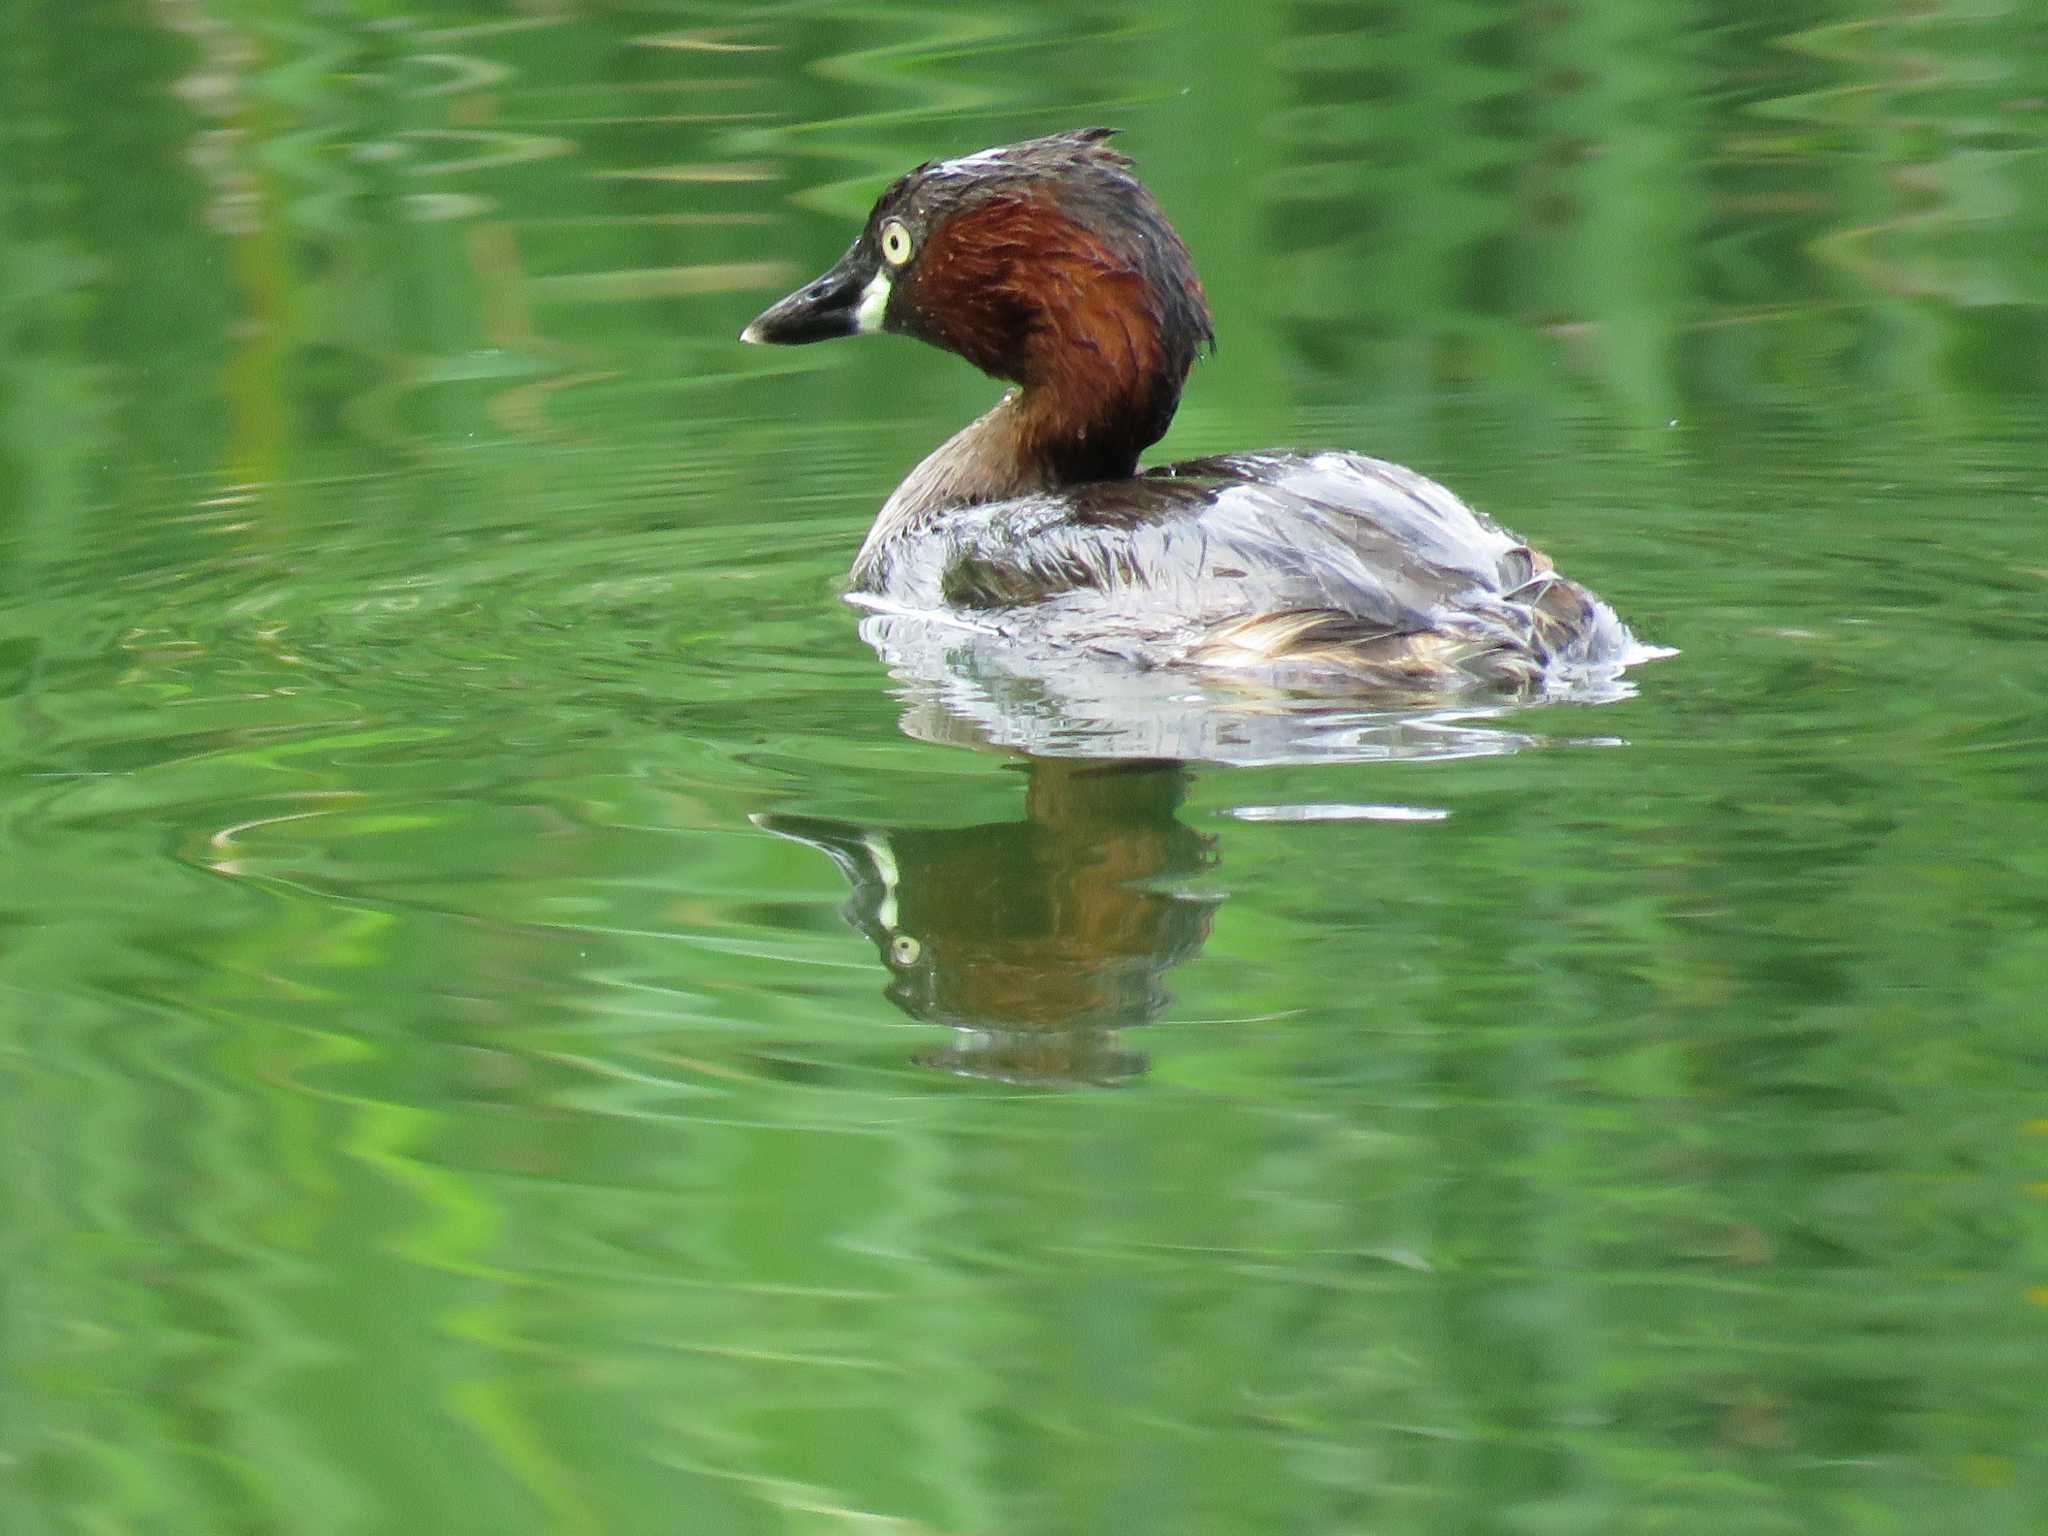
{"left": 3, "top": 3, "right": 2046, "bottom": 1533}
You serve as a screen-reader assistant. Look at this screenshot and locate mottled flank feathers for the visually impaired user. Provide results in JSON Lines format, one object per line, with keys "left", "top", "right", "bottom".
{"left": 858, "top": 450, "right": 1631, "bottom": 694}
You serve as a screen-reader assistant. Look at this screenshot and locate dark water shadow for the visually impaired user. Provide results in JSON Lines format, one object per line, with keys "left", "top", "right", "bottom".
{"left": 758, "top": 757, "right": 1218, "bottom": 1085}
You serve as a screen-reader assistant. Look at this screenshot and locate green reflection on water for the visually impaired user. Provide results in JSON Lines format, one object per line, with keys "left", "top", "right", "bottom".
{"left": 3, "top": 2, "right": 2046, "bottom": 1533}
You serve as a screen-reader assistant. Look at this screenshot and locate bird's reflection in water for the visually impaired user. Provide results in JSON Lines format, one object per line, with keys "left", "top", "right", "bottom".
{"left": 762, "top": 611, "right": 1646, "bottom": 1081}
{"left": 757, "top": 758, "right": 1218, "bottom": 1085}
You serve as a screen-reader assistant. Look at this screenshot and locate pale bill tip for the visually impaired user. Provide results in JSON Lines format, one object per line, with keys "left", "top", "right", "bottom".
{"left": 739, "top": 321, "right": 765, "bottom": 345}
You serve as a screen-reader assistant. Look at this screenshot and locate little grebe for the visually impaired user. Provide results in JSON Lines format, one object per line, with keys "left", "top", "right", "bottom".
{"left": 742, "top": 128, "right": 1632, "bottom": 691}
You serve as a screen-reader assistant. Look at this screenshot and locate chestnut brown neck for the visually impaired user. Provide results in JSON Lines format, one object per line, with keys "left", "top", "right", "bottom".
{"left": 906, "top": 192, "right": 1200, "bottom": 467}
{"left": 852, "top": 178, "right": 1211, "bottom": 585}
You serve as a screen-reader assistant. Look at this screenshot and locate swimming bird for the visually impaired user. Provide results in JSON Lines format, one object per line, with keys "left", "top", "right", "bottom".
{"left": 743, "top": 128, "right": 1631, "bottom": 692}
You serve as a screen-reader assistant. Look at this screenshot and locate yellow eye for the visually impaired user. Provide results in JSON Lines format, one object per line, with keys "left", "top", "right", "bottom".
{"left": 889, "top": 934, "right": 921, "bottom": 966}
{"left": 880, "top": 218, "right": 914, "bottom": 267}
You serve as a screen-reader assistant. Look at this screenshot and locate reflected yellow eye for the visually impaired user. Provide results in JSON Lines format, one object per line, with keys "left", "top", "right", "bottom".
{"left": 880, "top": 218, "right": 914, "bottom": 267}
